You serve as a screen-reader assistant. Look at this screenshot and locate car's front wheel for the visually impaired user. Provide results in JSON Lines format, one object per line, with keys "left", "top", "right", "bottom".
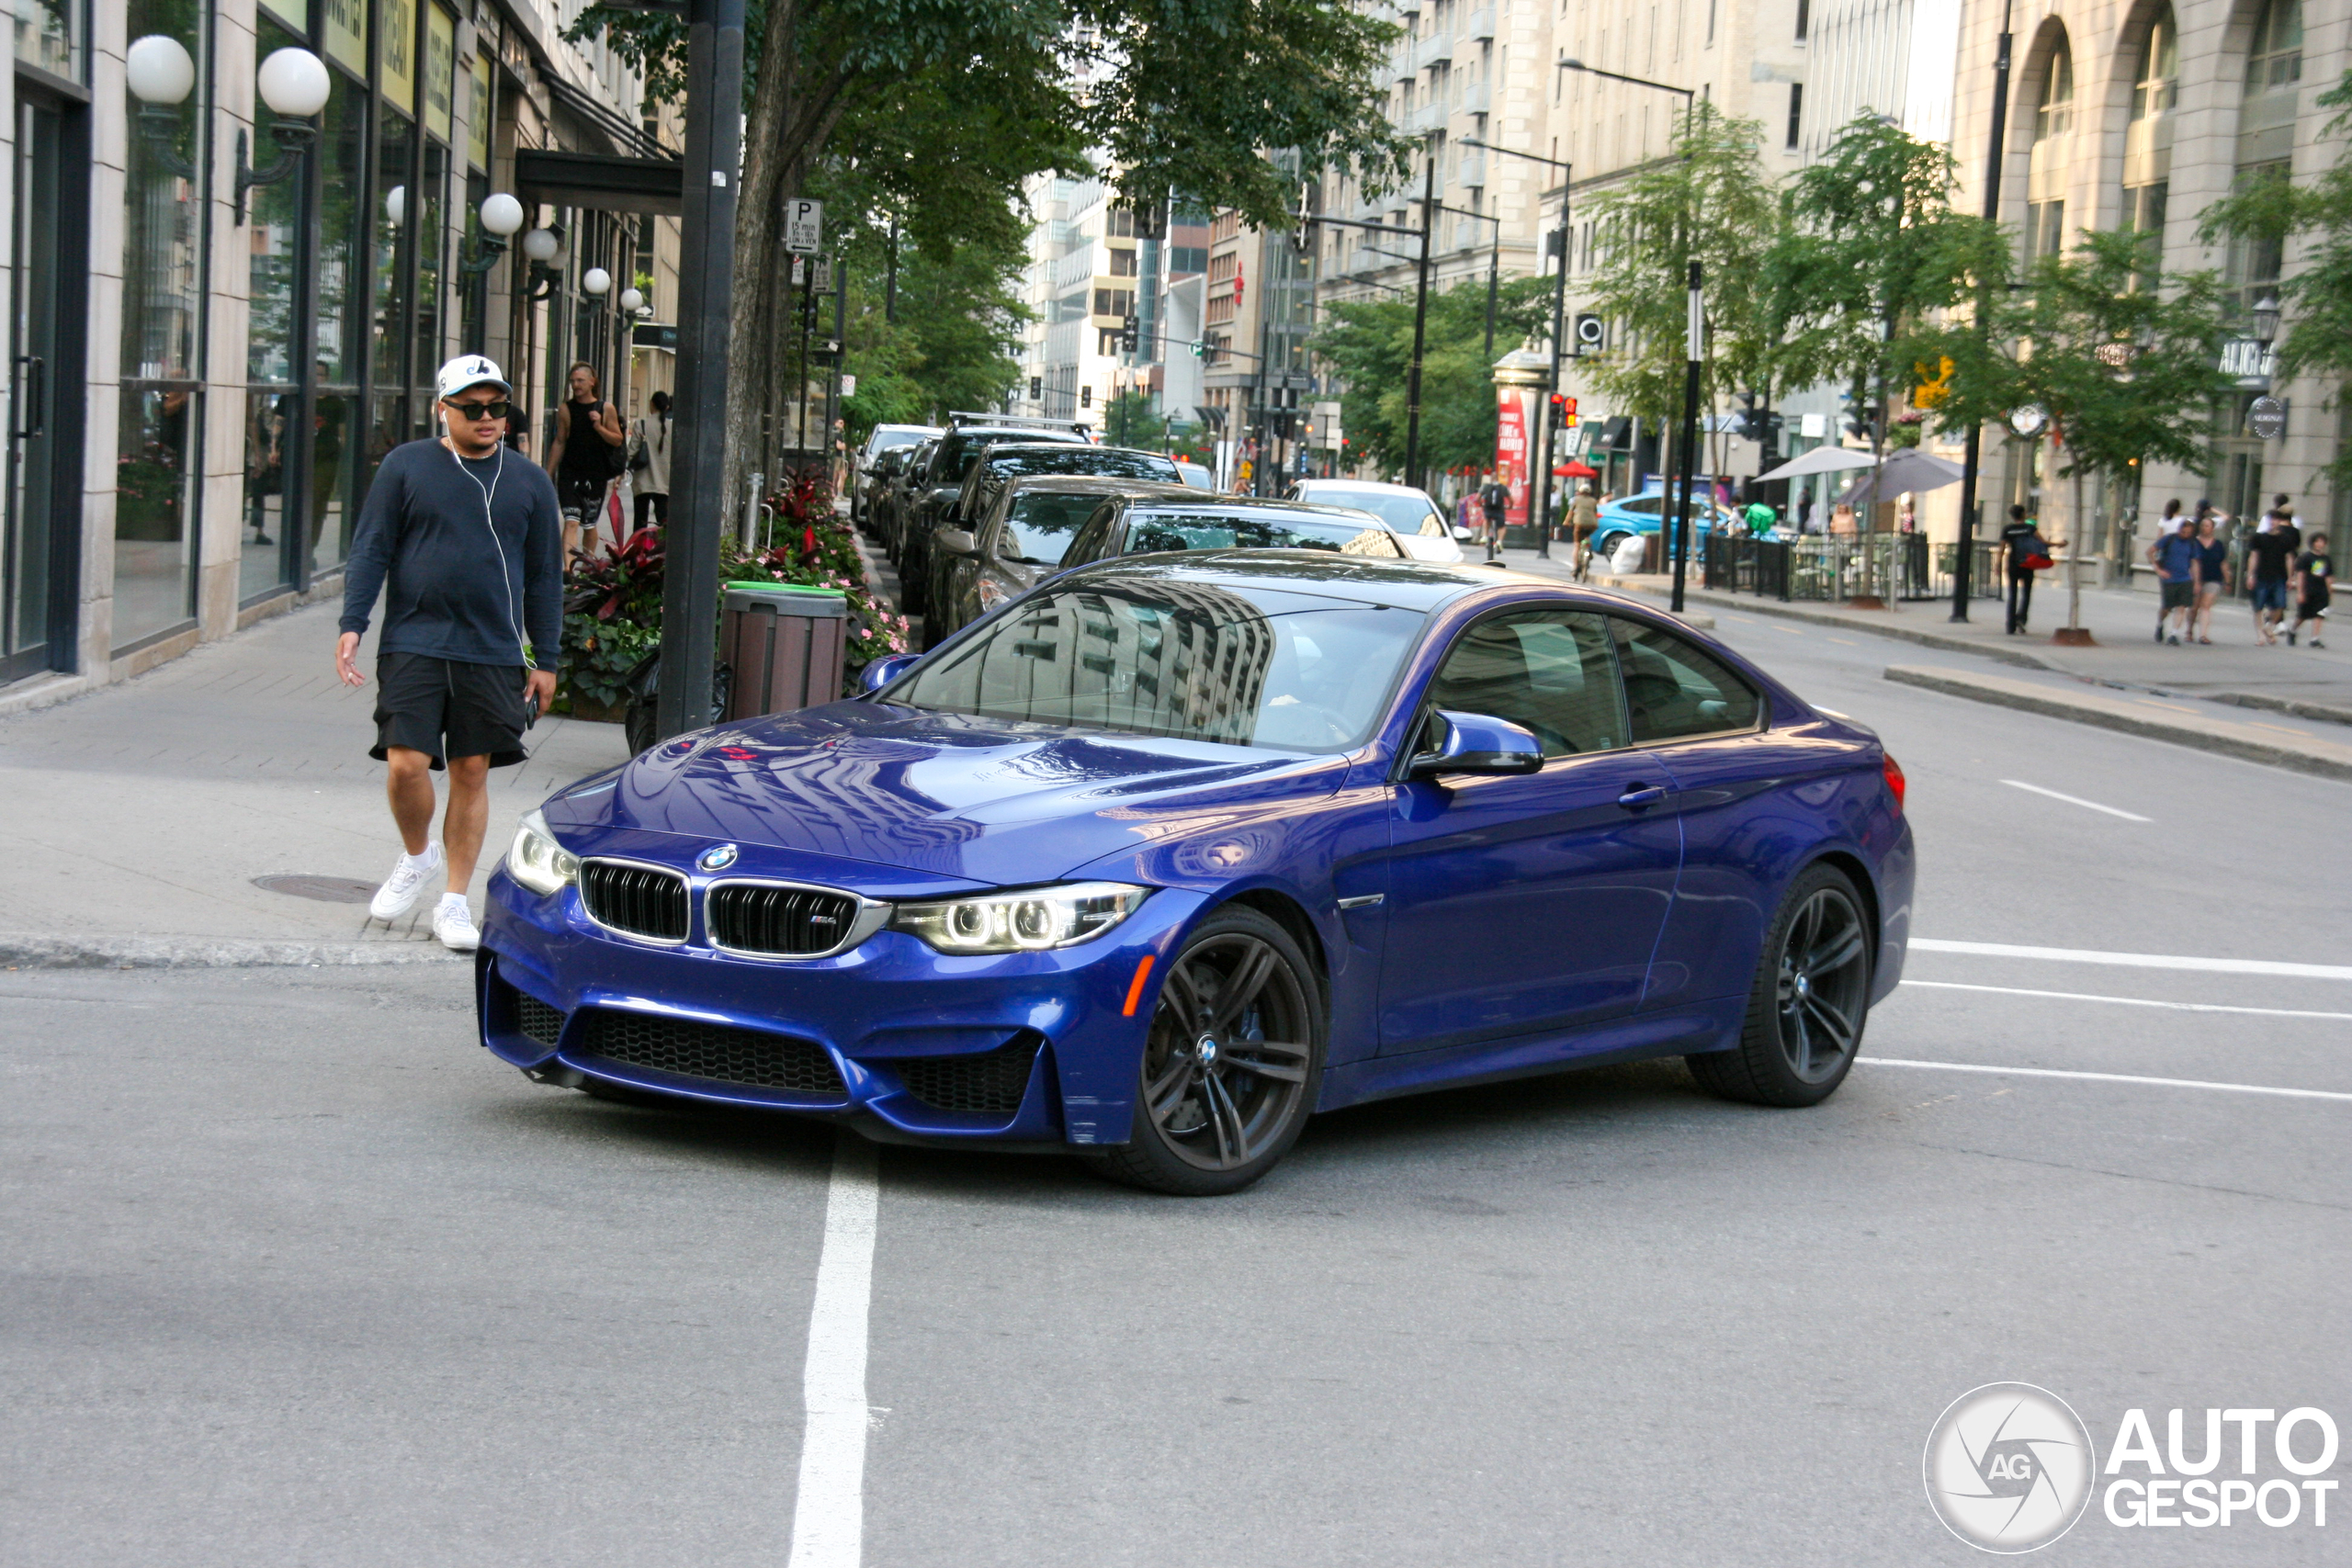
{"left": 1087, "top": 907, "right": 1323, "bottom": 1196}
{"left": 1687, "top": 863, "right": 1872, "bottom": 1108}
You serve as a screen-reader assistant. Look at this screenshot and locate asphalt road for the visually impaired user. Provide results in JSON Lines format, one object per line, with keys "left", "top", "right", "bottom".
{"left": 6, "top": 623, "right": 2348, "bottom": 1566}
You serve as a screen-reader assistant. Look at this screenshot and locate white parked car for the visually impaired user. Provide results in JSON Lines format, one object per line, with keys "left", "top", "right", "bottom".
{"left": 1288, "top": 479, "right": 1470, "bottom": 563}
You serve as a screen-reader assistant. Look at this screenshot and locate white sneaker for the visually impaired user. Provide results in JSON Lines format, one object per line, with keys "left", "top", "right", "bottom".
{"left": 434, "top": 896, "right": 481, "bottom": 953}
{"left": 370, "top": 843, "right": 445, "bottom": 919}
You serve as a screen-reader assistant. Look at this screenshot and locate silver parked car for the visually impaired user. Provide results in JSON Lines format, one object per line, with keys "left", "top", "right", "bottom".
{"left": 1288, "top": 479, "right": 1470, "bottom": 562}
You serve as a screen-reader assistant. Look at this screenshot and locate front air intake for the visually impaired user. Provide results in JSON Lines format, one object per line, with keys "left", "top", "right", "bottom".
{"left": 576, "top": 1009, "right": 847, "bottom": 1100}
{"left": 707, "top": 882, "right": 865, "bottom": 956}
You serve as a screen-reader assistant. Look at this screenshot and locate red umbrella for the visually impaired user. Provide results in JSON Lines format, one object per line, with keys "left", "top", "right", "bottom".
{"left": 1554, "top": 460, "right": 1599, "bottom": 478}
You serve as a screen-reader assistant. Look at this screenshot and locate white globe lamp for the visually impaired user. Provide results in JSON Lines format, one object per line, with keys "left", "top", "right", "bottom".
{"left": 126, "top": 35, "right": 197, "bottom": 106}
{"left": 479, "top": 193, "right": 526, "bottom": 238}
{"left": 384, "top": 185, "right": 405, "bottom": 226}
{"left": 256, "top": 48, "right": 332, "bottom": 118}
{"left": 582, "top": 266, "right": 612, "bottom": 297}
{"left": 520, "top": 228, "right": 560, "bottom": 264}
{"left": 618, "top": 287, "right": 645, "bottom": 314}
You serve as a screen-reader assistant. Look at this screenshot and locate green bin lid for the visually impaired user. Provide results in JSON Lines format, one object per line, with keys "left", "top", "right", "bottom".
{"left": 729, "top": 581, "right": 848, "bottom": 599}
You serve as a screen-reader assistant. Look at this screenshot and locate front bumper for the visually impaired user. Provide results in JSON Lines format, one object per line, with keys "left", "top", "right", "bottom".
{"left": 479, "top": 865, "right": 1203, "bottom": 1148}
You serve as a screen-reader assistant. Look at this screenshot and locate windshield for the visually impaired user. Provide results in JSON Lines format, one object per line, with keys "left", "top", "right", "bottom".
{"left": 873, "top": 429, "right": 926, "bottom": 452}
{"left": 1000, "top": 492, "right": 1105, "bottom": 566}
{"left": 1124, "top": 509, "right": 1401, "bottom": 558}
{"left": 941, "top": 432, "right": 1083, "bottom": 484}
{"left": 888, "top": 583, "right": 1427, "bottom": 751}
{"left": 1304, "top": 488, "right": 1441, "bottom": 535}
{"left": 990, "top": 448, "right": 1177, "bottom": 482}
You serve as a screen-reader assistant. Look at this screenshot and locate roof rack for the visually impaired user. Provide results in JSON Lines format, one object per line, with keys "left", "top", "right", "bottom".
{"left": 946, "top": 410, "right": 1091, "bottom": 435}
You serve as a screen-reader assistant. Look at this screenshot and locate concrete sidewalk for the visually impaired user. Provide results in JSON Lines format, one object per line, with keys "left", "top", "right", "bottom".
{"left": 1485, "top": 545, "right": 2352, "bottom": 718}
{"left": 0, "top": 601, "right": 628, "bottom": 967}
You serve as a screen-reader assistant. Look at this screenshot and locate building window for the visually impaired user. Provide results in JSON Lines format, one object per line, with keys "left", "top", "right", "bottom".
{"left": 1794, "top": 0, "right": 1809, "bottom": 42}
{"left": 1785, "top": 83, "right": 1803, "bottom": 150}
{"left": 1108, "top": 246, "right": 1138, "bottom": 276}
{"left": 2229, "top": 0, "right": 2303, "bottom": 315}
{"left": 2120, "top": 7, "right": 2177, "bottom": 288}
{"left": 2245, "top": 0, "right": 2302, "bottom": 95}
{"left": 2023, "top": 31, "right": 2073, "bottom": 263}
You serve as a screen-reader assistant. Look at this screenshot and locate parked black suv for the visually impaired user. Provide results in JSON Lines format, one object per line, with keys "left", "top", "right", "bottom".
{"left": 896, "top": 414, "right": 1092, "bottom": 615}
{"left": 920, "top": 442, "right": 1182, "bottom": 618}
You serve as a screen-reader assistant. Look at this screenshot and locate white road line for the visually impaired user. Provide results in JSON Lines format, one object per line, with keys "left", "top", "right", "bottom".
{"left": 788, "top": 1133, "right": 880, "bottom": 1568}
{"left": 1910, "top": 939, "right": 2352, "bottom": 982}
{"left": 1899, "top": 979, "right": 2352, "bottom": 1021}
{"left": 1999, "top": 778, "right": 2153, "bottom": 821}
{"left": 1859, "top": 1057, "right": 2352, "bottom": 1103}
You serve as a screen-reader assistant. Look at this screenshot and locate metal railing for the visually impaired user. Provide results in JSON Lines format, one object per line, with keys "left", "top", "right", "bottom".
{"left": 1702, "top": 535, "right": 2007, "bottom": 604}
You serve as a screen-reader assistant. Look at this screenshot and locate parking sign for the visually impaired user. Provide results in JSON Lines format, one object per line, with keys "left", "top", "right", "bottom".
{"left": 785, "top": 198, "right": 822, "bottom": 254}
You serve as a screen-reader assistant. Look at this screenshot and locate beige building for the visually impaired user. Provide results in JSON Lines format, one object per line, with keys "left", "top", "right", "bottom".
{"left": 1951, "top": 0, "right": 2344, "bottom": 579}
{"left": 3, "top": 0, "right": 678, "bottom": 712}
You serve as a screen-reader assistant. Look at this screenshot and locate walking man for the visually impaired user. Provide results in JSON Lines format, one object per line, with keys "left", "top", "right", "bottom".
{"left": 545, "top": 360, "right": 625, "bottom": 560}
{"left": 336, "top": 356, "right": 562, "bottom": 952}
{"left": 2148, "top": 513, "right": 2199, "bottom": 645}
{"left": 2245, "top": 508, "right": 2301, "bottom": 645}
{"left": 1999, "top": 503, "right": 2052, "bottom": 635}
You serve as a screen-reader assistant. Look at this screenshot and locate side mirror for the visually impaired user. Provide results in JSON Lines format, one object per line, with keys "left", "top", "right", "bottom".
{"left": 1408, "top": 709, "right": 1545, "bottom": 779}
{"left": 1452, "top": 525, "right": 1475, "bottom": 542}
{"left": 934, "top": 528, "right": 977, "bottom": 558}
{"left": 859, "top": 653, "right": 922, "bottom": 694}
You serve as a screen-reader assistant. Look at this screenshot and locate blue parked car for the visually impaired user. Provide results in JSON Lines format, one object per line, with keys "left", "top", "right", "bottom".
{"left": 1591, "top": 488, "right": 1743, "bottom": 564}
{"left": 481, "top": 552, "right": 1914, "bottom": 1194}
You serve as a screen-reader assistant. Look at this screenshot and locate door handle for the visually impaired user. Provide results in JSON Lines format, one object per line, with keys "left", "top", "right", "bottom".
{"left": 1618, "top": 783, "right": 1668, "bottom": 809}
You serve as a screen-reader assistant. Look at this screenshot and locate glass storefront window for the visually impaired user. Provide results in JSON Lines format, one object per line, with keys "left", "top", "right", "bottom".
{"left": 117, "top": 0, "right": 210, "bottom": 648}
{"left": 243, "top": 17, "right": 304, "bottom": 604}
{"left": 366, "top": 111, "right": 416, "bottom": 511}
{"left": 308, "top": 70, "right": 368, "bottom": 577}
{"left": 13, "top": 0, "right": 79, "bottom": 78}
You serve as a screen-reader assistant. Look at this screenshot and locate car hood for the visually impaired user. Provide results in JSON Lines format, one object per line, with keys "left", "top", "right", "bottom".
{"left": 544, "top": 701, "right": 1349, "bottom": 885}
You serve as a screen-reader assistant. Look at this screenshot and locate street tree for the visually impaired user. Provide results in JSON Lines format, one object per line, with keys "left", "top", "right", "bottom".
{"left": 572, "top": 0, "right": 1410, "bottom": 511}
{"left": 2199, "top": 70, "right": 2352, "bottom": 487}
{"left": 1310, "top": 276, "right": 1554, "bottom": 479}
{"left": 1767, "top": 114, "right": 2007, "bottom": 486}
{"left": 1917, "top": 229, "right": 2235, "bottom": 637}
{"left": 1577, "top": 106, "right": 1778, "bottom": 479}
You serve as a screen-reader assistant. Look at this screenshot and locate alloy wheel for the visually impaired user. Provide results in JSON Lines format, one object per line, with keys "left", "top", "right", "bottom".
{"left": 1773, "top": 887, "right": 1870, "bottom": 1084}
{"left": 1142, "top": 932, "right": 1314, "bottom": 1171}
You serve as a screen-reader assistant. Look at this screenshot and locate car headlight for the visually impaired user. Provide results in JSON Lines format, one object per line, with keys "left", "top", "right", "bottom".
{"left": 889, "top": 882, "right": 1149, "bottom": 953}
{"left": 505, "top": 808, "right": 579, "bottom": 897}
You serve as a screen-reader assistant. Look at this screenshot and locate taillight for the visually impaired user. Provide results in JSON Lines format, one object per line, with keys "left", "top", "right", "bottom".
{"left": 1882, "top": 752, "right": 1906, "bottom": 813}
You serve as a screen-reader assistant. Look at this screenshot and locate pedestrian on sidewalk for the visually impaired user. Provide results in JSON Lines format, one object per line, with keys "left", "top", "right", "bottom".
{"left": 336, "top": 356, "right": 562, "bottom": 953}
{"left": 545, "top": 361, "right": 625, "bottom": 561}
{"left": 2148, "top": 514, "right": 2199, "bottom": 645}
{"left": 628, "top": 389, "right": 672, "bottom": 531}
{"left": 1999, "top": 504, "right": 2054, "bottom": 635}
{"left": 2190, "top": 512, "right": 2229, "bottom": 643}
{"left": 2287, "top": 532, "right": 2331, "bottom": 648}
{"left": 1478, "top": 469, "right": 1510, "bottom": 558}
{"left": 2245, "top": 509, "right": 2301, "bottom": 645}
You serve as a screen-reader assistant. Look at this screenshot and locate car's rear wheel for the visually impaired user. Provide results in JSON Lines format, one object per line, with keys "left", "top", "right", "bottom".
{"left": 1593, "top": 530, "right": 1628, "bottom": 562}
{"left": 1087, "top": 907, "right": 1323, "bottom": 1196}
{"left": 1687, "top": 863, "right": 1872, "bottom": 1108}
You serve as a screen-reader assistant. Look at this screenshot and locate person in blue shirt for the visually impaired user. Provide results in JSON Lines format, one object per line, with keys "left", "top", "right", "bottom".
{"left": 2147, "top": 514, "right": 2199, "bottom": 645}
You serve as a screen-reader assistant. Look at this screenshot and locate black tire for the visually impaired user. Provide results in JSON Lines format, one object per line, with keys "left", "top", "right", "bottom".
{"left": 1594, "top": 531, "right": 1629, "bottom": 564}
{"left": 1086, "top": 906, "right": 1324, "bottom": 1196}
{"left": 1687, "top": 863, "right": 1873, "bottom": 1108}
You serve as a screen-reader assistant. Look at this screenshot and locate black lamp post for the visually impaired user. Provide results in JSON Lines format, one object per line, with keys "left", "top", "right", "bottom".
{"left": 1951, "top": 0, "right": 2015, "bottom": 622}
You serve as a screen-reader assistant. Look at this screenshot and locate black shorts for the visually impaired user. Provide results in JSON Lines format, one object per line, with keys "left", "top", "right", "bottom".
{"left": 2160, "top": 580, "right": 2195, "bottom": 610}
{"left": 558, "top": 473, "right": 607, "bottom": 523}
{"left": 371, "top": 651, "right": 528, "bottom": 769}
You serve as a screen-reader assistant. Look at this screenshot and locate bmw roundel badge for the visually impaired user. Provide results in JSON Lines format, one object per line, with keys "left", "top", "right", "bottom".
{"left": 696, "top": 843, "right": 740, "bottom": 873}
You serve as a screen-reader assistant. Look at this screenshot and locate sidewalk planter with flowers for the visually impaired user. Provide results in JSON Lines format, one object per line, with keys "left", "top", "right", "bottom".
{"left": 555, "top": 469, "right": 910, "bottom": 725}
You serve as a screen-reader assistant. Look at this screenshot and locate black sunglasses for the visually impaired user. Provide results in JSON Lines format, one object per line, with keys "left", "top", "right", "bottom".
{"left": 444, "top": 399, "right": 512, "bottom": 421}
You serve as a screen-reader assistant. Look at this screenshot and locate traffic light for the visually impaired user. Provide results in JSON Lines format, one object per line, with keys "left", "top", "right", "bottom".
{"left": 1193, "top": 338, "right": 1209, "bottom": 360}
{"left": 1080, "top": 385, "right": 1092, "bottom": 409}
{"left": 1548, "top": 393, "right": 1577, "bottom": 429}
{"left": 1120, "top": 312, "right": 1139, "bottom": 354}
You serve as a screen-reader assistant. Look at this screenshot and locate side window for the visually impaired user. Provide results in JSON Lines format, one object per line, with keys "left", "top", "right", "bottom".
{"left": 1621, "top": 495, "right": 1662, "bottom": 516}
{"left": 1064, "top": 503, "right": 1117, "bottom": 565}
{"left": 1611, "top": 619, "right": 1763, "bottom": 742}
{"left": 1425, "top": 611, "right": 1626, "bottom": 759}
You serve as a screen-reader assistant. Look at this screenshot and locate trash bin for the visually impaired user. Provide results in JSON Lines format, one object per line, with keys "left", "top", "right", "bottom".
{"left": 722, "top": 584, "right": 849, "bottom": 721}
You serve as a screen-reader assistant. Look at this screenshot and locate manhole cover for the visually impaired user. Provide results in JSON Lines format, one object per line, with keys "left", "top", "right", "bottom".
{"left": 254, "top": 874, "right": 379, "bottom": 905}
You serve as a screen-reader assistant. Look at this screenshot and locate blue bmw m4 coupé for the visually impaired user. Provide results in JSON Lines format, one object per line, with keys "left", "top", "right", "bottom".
{"left": 481, "top": 552, "right": 1913, "bottom": 1194}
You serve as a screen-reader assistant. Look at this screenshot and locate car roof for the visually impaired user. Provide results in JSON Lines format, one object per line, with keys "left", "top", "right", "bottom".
{"left": 1056, "top": 550, "right": 1591, "bottom": 609}
{"left": 1123, "top": 496, "right": 1386, "bottom": 522}
{"left": 1295, "top": 479, "right": 1438, "bottom": 500}
{"left": 947, "top": 425, "right": 1089, "bottom": 445}
{"left": 1001, "top": 475, "right": 1194, "bottom": 499}
{"left": 980, "top": 441, "right": 1175, "bottom": 460}
{"left": 870, "top": 423, "right": 941, "bottom": 438}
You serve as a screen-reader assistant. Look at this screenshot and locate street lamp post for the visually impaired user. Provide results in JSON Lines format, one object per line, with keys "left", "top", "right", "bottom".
{"left": 1558, "top": 58, "right": 1699, "bottom": 611}
{"left": 1403, "top": 144, "right": 1437, "bottom": 491}
{"left": 1951, "top": 0, "right": 2016, "bottom": 623}
{"left": 655, "top": 0, "right": 746, "bottom": 740}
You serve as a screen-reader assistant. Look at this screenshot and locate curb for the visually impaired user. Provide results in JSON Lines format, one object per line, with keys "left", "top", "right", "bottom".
{"left": 2209, "top": 689, "right": 2352, "bottom": 729}
{"left": 1882, "top": 665, "right": 2352, "bottom": 784}
{"left": 0, "top": 932, "right": 469, "bottom": 971}
{"left": 1588, "top": 578, "right": 2058, "bottom": 671}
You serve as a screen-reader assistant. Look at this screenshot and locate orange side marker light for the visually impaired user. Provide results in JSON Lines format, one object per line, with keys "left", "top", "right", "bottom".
{"left": 1121, "top": 954, "right": 1157, "bottom": 1017}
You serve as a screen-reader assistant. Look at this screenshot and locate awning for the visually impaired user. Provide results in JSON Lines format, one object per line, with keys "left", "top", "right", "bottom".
{"left": 514, "top": 148, "right": 684, "bottom": 216}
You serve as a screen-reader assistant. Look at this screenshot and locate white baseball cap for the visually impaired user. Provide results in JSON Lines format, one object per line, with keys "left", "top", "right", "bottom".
{"left": 435, "top": 355, "right": 512, "bottom": 401}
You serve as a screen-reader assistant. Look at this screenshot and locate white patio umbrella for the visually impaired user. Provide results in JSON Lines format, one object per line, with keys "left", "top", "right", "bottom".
{"left": 1754, "top": 445, "right": 1882, "bottom": 483}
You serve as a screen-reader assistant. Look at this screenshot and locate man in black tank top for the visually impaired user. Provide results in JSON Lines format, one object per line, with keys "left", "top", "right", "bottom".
{"left": 545, "top": 360, "right": 624, "bottom": 558}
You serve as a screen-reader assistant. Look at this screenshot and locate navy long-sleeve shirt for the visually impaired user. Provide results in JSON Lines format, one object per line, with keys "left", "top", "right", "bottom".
{"left": 340, "top": 437, "right": 563, "bottom": 668}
